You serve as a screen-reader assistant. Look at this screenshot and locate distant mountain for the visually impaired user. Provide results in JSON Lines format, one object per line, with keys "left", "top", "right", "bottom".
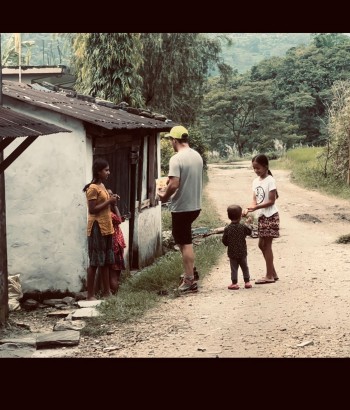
{"left": 207, "top": 33, "right": 312, "bottom": 74}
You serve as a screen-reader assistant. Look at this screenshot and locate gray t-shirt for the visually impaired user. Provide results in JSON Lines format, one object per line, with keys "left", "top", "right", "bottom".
{"left": 168, "top": 147, "right": 203, "bottom": 212}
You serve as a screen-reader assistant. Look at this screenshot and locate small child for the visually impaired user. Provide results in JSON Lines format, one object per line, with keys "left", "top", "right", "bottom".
{"left": 107, "top": 189, "right": 126, "bottom": 295}
{"left": 222, "top": 204, "right": 253, "bottom": 290}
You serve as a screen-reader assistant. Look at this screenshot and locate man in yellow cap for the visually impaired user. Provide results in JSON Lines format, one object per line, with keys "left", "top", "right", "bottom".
{"left": 158, "top": 125, "right": 203, "bottom": 293}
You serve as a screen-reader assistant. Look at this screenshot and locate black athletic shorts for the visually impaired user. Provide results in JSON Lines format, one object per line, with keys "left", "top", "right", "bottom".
{"left": 171, "top": 210, "right": 201, "bottom": 245}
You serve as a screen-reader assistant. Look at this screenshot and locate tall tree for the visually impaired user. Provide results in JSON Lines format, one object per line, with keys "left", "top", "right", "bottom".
{"left": 139, "top": 33, "right": 228, "bottom": 125}
{"left": 72, "top": 33, "right": 144, "bottom": 107}
{"left": 272, "top": 38, "right": 350, "bottom": 145}
{"left": 326, "top": 80, "right": 350, "bottom": 184}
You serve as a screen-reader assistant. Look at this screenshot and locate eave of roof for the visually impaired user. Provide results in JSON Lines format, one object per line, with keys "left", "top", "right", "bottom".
{"left": 2, "top": 80, "right": 174, "bottom": 132}
{"left": 0, "top": 106, "right": 71, "bottom": 138}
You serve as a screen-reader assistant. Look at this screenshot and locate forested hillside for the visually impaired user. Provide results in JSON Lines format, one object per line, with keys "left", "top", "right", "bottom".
{"left": 1, "top": 33, "right": 312, "bottom": 73}
{"left": 207, "top": 33, "right": 312, "bottom": 73}
{"left": 0, "top": 32, "right": 315, "bottom": 76}
{"left": 201, "top": 33, "right": 350, "bottom": 161}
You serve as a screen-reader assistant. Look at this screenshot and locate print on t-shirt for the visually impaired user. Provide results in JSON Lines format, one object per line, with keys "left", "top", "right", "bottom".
{"left": 255, "top": 186, "right": 265, "bottom": 204}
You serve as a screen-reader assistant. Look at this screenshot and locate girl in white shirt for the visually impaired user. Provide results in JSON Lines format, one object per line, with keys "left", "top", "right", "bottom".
{"left": 242, "top": 154, "right": 279, "bottom": 284}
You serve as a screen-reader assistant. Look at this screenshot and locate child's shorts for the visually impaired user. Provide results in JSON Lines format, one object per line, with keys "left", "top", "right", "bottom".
{"left": 258, "top": 212, "right": 280, "bottom": 238}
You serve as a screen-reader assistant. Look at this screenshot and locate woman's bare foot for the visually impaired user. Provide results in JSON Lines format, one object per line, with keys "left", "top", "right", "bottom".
{"left": 86, "top": 296, "right": 97, "bottom": 301}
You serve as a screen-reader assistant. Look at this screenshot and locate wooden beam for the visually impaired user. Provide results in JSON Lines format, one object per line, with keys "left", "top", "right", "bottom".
{"left": 0, "top": 136, "right": 38, "bottom": 174}
{"left": 0, "top": 138, "right": 15, "bottom": 151}
{"left": 0, "top": 148, "right": 8, "bottom": 325}
{"left": 0, "top": 36, "right": 8, "bottom": 325}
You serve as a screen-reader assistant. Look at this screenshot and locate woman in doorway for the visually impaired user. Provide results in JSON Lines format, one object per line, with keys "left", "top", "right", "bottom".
{"left": 83, "top": 158, "right": 117, "bottom": 300}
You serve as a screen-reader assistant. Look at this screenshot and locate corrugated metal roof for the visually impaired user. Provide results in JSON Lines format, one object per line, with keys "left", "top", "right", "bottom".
{"left": 2, "top": 80, "right": 175, "bottom": 132}
{"left": 0, "top": 106, "right": 71, "bottom": 138}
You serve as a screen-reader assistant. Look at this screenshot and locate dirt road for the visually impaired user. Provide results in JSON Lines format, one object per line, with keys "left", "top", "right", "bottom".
{"left": 71, "top": 161, "right": 350, "bottom": 358}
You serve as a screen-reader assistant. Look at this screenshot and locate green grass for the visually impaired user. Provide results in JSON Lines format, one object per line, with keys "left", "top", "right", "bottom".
{"left": 82, "top": 235, "right": 224, "bottom": 336}
{"left": 271, "top": 146, "right": 350, "bottom": 246}
{"left": 272, "top": 147, "right": 350, "bottom": 201}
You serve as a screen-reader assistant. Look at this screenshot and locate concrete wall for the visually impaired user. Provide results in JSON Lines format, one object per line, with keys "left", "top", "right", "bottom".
{"left": 134, "top": 204, "right": 163, "bottom": 269}
{"left": 3, "top": 99, "right": 91, "bottom": 293}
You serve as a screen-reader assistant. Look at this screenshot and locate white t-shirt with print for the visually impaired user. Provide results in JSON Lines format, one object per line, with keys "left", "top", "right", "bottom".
{"left": 252, "top": 174, "right": 278, "bottom": 217}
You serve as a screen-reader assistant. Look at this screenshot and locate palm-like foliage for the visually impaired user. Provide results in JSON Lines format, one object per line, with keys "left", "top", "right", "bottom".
{"left": 73, "top": 33, "right": 144, "bottom": 107}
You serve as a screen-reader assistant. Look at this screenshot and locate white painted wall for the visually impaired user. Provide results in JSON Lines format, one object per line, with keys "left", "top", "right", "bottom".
{"left": 3, "top": 101, "right": 92, "bottom": 293}
{"left": 134, "top": 205, "right": 163, "bottom": 268}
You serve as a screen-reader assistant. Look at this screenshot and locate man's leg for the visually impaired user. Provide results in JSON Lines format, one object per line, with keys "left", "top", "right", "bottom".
{"left": 179, "top": 244, "right": 195, "bottom": 278}
{"left": 173, "top": 211, "right": 200, "bottom": 292}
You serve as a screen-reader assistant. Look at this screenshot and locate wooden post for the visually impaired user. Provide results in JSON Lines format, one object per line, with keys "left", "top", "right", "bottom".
{"left": 0, "top": 34, "right": 8, "bottom": 325}
{"left": 0, "top": 148, "right": 9, "bottom": 326}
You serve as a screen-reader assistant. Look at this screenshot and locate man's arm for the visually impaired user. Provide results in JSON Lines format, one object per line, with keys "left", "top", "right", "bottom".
{"left": 157, "top": 176, "right": 179, "bottom": 203}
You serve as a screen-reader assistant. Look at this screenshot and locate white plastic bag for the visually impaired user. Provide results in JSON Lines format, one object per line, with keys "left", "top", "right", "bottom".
{"left": 8, "top": 274, "right": 23, "bottom": 311}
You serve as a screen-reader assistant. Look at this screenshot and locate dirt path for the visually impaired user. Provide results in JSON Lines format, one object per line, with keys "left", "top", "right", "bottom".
{"left": 70, "top": 161, "right": 350, "bottom": 358}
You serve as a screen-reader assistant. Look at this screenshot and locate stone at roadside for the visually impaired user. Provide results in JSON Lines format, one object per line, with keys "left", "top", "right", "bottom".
{"left": 36, "top": 330, "right": 80, "bottom": 349}
{"left": 47, "top": 310, "right": 75, "bottom": 318}
{"left": 22, "top": 299, "right": 39, "bottom": 311}
{"left": 43, "top": 299, "right": 69, "bottom": 307}
{"left": 71, "top": 307, "right": 101, "bottom": 319}
{"left": 0, "top": 343, "right": 36, "bottom": 358}
{"left": 77, "top": 300, "right": 102, "bottom": 308}
{"left": 297, "top": 340, "right": 314, "bottom": 347}
{"left": 54, "top": 319, "right": 86, "bottom": 331}
{"left": 62, "top": 296, "right": 76, "bottom": 305}
{"left": 73, "top": 291, "right": 88, "bottom": 301}
{"left": 0, "top": 336, "right": 36, "bottom": 347}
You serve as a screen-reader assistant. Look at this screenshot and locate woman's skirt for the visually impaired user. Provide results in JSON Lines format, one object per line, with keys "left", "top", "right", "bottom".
{"left": 88, "top": 221, "right": 115, "bottom": 267}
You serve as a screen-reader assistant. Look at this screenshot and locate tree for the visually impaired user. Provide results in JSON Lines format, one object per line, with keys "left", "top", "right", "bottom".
{"left": 312, "top": 33, "right": 349, "bottom": 49}
{"left": 72, "top": 33, "right": 144, "bottom": 107}
{"left": 272, "top": 38, "right": 350, "bottom": 145}
{"left": 202, "top": 78, "right": 277, "bottom": 156}
{"left": 326, "top": 80, "right": 350, "bottom": 184}
{"left": 139, "top": 33, "right": 228, "bottom": 125}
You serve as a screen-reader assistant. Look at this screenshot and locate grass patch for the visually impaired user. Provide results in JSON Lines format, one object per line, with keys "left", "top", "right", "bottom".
{"left": 272, "top": 147, "right": 350, "bottom": 201}
{"left": 273, "top": 147, "right": 350, "bottom": 246}
{"left": 82, "top": 236, "right": 224, "bottom": 336}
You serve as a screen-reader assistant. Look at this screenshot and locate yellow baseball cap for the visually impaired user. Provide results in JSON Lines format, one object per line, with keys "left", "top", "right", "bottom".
{"left": 164, "top": 125, "right": 189, "bottom": 139}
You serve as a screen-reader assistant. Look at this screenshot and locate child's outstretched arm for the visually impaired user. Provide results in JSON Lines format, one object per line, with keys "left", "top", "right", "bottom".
{"left": 242, "top": 192, "right": 257, "bottom": 216}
